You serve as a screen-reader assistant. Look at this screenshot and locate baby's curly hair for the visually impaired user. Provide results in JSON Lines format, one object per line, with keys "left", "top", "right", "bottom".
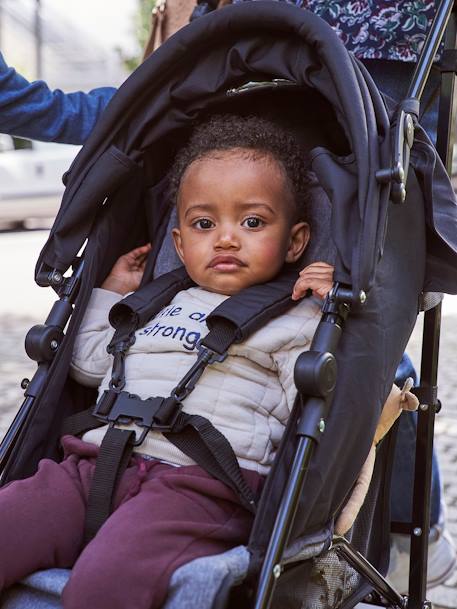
{"left": 168, "top": 114, "right": 314, "bottom": 222}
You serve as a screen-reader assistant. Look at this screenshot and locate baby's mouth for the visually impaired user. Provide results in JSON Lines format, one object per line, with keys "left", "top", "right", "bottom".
{"left": 208, "top": 255, "right": 246, "bottom": 271}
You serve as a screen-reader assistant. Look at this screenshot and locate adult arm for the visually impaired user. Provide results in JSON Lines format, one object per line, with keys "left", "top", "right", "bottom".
{"left": 0, "top": 52, "right": 116, "bottom": 144}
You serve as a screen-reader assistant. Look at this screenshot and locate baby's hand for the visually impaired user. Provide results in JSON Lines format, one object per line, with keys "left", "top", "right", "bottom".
{"left": 292, "top": 262, "right": 334, "bottom": 301}
{"left": 101, "top": 243, "right": 152, "bottom": 295}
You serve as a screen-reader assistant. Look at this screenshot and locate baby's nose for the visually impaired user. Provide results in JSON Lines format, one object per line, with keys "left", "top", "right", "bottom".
{"left": 215, "top": 227, "right": 240, "bottom": 248}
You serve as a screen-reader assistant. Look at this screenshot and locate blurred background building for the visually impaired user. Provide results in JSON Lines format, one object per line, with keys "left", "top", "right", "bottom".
{"left": 0, "top": 0, "right": 138, "bottom": 89}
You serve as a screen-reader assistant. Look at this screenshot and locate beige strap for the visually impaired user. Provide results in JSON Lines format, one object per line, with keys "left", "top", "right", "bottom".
{"left": 142, "top": 0, "right": 235, "bottom": 60}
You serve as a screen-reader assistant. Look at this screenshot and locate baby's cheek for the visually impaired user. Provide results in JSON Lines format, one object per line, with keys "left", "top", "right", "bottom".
{"left": 260, "top": 240, "right": 288, "bottom": 264}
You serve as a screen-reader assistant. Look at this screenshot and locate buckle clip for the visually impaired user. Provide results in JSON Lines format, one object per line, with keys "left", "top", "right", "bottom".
{"left": 172, "top": 343, "right": 227, "bottom": 401}
{"left": 93, "top": 391, "right": 182, "bottom": 446}
{"left": 196, "top": 341, "right": 228, "bottom": 364}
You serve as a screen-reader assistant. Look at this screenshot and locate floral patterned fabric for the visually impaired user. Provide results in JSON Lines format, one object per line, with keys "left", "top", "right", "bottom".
{"left": 232, "top": 0, "right": 438, "bottom": 62}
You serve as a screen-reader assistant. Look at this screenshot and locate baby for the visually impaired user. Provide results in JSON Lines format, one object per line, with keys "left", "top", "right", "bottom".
{"left": 0, "top": 115, "right": 414, "bottom": 609}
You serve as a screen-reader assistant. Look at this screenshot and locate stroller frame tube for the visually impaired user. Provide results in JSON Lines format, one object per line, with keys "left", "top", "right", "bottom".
{"left": 407, "top": 7, "right": 457, "bottom": 607}
{"left": 333, "top": 537, "right": 407, "bottom": 609}
{"left": 0, "top": 260, "right": 84, "bottom": 482}
{"left": 253, "top": 285, "right": 350, "bottom": 609}
{"left": 407, "top": 0, "right": 454, "bottom": 100}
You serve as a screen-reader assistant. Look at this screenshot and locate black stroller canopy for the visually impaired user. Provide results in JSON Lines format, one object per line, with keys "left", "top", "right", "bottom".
{"left": 38, "top": 1, "right": 395, "bottom": 299}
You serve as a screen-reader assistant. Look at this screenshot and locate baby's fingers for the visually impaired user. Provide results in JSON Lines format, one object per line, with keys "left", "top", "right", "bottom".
{"left": 292, "top": 277, "right": 312, "bottom": 301}
{"left": 299, "top": 261, "right": 334, "bottom": 276}
{"left": 130, "top": 243, "right": 152, "bottom": 258}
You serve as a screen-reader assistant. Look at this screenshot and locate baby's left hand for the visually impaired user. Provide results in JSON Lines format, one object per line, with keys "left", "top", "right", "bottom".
{"left": 292, "top": 261, "right": 334, "bottom": 301}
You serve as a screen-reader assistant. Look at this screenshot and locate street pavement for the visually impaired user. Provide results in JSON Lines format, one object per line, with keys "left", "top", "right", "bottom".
{"left": 0, "top": 230, "right": 456, "bottom": 607}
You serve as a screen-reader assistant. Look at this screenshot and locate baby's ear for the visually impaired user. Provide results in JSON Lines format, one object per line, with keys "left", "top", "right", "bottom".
{"left": 172, "top": 227, "right": 185, "bottom": 264}
{"left": 286, "top": 222, "right": 310, "bottom": 263}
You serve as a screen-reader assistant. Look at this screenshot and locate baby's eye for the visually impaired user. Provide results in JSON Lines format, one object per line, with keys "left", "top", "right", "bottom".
{"left": 193, "top": 218, "right": 214, "bottom": 230}
{"left": 242, "top": 216, "right": 264, "bottom": 229}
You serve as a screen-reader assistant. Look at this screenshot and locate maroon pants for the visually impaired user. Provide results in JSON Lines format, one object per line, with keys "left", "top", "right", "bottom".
{"left": 0, "top": 435, "right": 263, "bottom": 609}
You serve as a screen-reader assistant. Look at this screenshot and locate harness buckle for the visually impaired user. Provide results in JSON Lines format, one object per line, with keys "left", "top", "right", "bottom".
{"left": 93, "top": 391, "right": 182, "bottom": 446}
{"left": 172, "top": 344, "right": 228, "bottom": 401}
{"left": 196, "top": 341, "right": 228, "bottom": 364}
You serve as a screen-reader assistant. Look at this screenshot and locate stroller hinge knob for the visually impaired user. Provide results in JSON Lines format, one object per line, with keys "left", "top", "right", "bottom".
{"left": 50, "top": 271, "right": 63, "bottom": 286}
{"left": 272, "top": 564, "right": 282, "bottom": 579}
{"left": 25, "top": 324, "right": 63, "bottom": 362}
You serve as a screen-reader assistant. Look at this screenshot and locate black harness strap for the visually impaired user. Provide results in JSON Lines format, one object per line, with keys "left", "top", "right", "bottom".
{"left": 63, "top": 408, "right": 105, "bottom": 438}
{"left": 108, "top": 266, "right": 195, "bottom": 340}
{"left": 203, "top": 266, "right": 300, "bottom": 352}
{"left": 84, "top": 427, "right": 135, "bottom": 543}
{"left": 165, "top": 413, "right": 257, "bottom": 512}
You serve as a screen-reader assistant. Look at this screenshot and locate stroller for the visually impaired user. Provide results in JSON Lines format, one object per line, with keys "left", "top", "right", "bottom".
{"left": 1, "top": 2, "right": 457, "bottom": 608}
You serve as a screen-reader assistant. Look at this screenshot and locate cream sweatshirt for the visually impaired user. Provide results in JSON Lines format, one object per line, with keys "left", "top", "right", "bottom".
{"left": 70, "top": 286, "right": 321, "bottom": 475}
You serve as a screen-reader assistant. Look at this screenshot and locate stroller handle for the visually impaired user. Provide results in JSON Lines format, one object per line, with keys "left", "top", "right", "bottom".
{"left": 407, "top": 0, "right": 454, "bottom": 101}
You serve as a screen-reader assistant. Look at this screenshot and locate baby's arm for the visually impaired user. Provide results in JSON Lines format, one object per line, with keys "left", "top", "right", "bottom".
{"left": 70, "top": 244, "right": 152, "bottom": 386}
{"left": 70, "top": 289, "right": 123, "bottom": 387}
{"left": 271, "top": 307, "right": 322, "bottom": 421}
{"left": 292, "top": 261, "right": 334, "bottom": 301}
{"left": 270, "top": 264, "right": 334, "bottom": 420}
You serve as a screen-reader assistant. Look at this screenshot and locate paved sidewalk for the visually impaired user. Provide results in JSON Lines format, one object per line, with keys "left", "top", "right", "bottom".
{"left": 0, "top": 310, "right": 456, "bottom": 607}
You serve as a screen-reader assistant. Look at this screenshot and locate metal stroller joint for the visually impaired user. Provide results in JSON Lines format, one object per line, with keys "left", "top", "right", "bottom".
{"left": 25, "top": 260, "right": 85, "bottom": 363}
{"left": 25, "top": 324, "right": 64, "bottom": 362}
{"left": 376, "top": 109, "right": 415, "bottom": 204}
{"left": 322, "top": 282, "right": 353, "bottom": 319}
{"left": 294, "top": 351, "right": 337, "bottom": 398}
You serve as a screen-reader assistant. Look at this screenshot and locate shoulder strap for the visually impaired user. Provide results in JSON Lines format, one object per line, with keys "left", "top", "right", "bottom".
{"left": 107, "top": 262, "right": 303, "bottom": 364}
{"left": 202, "top": 265, "right": 302, "bottom": 355}
{"left": 107, "top": 266, "right": 195, "bottom": 351}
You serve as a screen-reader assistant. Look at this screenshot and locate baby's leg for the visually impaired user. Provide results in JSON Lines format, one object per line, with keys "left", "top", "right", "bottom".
{"left": 62, "top": 460, "right": 262, "bottom": 609}
{"left": 0, "top": 454, "right": 89, "bottom": 591}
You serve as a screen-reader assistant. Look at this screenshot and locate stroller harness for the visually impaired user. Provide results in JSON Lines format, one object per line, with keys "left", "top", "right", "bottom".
{"left": 64, "top": 264, "right": 306, "bottom": 541}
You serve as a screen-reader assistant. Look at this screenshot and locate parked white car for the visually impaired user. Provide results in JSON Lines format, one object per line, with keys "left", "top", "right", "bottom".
{"left": 0, "top": 136, "right": 80, "bottom": 228}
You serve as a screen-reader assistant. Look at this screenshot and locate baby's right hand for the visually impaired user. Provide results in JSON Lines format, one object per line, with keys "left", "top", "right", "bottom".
{"left": 101, "top": 243, "right": 152, "bottom": 295}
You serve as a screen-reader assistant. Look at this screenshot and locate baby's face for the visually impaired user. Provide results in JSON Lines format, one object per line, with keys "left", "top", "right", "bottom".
{"left": 172, "top": 149, "right": 310, "bottom": 296}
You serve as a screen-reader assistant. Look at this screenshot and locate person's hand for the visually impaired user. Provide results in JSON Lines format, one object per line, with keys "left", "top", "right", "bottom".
{"left": 292, "top": 261, "right": 334, "bottom": 301}
{"left": 334, "top": 379, "right": 419, "bottom": 536}
{"left": 373, "top": 379, "right": 418, "bottom": 446}
{"left": 101, "top": 243, "right": 152, "bottom": 295}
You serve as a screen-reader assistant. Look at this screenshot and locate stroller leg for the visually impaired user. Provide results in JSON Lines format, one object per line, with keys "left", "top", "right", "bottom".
{"left": 333, "top": 536, "right": 407, "bottom": 609}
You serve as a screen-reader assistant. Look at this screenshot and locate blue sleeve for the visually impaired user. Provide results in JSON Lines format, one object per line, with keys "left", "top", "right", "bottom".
{"left": 0, "top": 53, "right": 116, "bottom": 144}
{"left": 394, "top": 352, "right": 418, "bottom": 388}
